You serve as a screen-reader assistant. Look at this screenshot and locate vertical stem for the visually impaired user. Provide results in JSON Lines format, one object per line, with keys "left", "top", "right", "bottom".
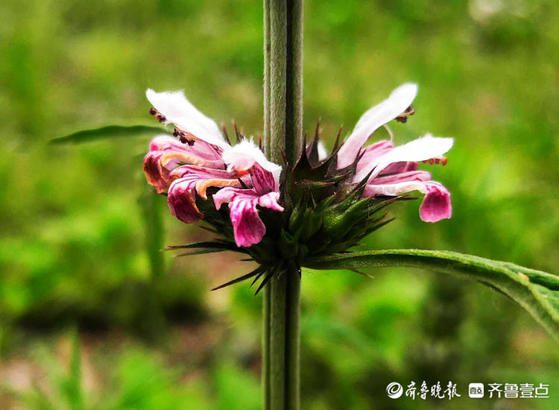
{"left": 263, "top": 1, "right": 272, "bottom": 406}
{"left": 285, "top": 267, "right": 301, "bottom": 408}
{"left": 266, "top": 0, "right": 303, "bottom": 165}
{"left": 263, "top": 0, "right": 303, "bottom": 409}
{"left": 263, "top": 0, "right": 271, "bottom": 152}
{"left": 266, "top": 267, "right": 301, "bottom": 410}
{"left": 284, "top": 0, "right": 303, "bottom": 164}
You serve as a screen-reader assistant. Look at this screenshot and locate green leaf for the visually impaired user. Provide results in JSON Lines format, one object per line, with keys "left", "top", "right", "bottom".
{"left": 51, "top": 124, "right": 168, "bottom": 144}
{"left": 305, "top": 249, "right": 559, "bottom": 340}
{"left": 60, "top": 328, "right": 84, "bottom": 410}
{"left": 139, "top": 184, "right": 165, "bottom": 279}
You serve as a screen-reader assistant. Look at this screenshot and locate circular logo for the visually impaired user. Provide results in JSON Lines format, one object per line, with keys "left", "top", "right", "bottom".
{"left": 386, "top": 382, "right": 403, "bottom": 399}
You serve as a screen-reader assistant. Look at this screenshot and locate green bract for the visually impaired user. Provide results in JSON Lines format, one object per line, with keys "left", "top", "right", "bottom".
{"left": 179, "top": 128, "right": 414, "bottom": 292}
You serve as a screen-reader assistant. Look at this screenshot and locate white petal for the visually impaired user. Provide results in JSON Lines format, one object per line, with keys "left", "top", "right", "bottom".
{"left": 317, "top": 141, "right": 328, "bottom": 160}
{"left": 222, "top": 139, "right": 282, "bottom": 183}
{"left": 356, "top": 133, "right": 454, "bottom": 181}
{"left": 338, "top": 83, "right": 418, "bottom": 168}
{"left": 146, "top": 89, "right": 228, "bottom": 148}
{"left": 366, "top": 180, "right": 428, "bottom": 197}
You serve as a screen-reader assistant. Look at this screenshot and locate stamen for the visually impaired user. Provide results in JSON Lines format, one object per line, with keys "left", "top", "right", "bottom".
{"left": 149, "top": 107, "right": 167, "bottom": 123}
{"left": 173, "top": 127, "right": 196, "bottom": 145}
{"left": 235, "top": 169, "right": 250, "bottom": 177}
{"left": 382, "top": 124, "right": 394, "bottom": 141}
{"left": 395, "top": 105, "right": 415, "bottom": 123}
{"left": 196, "top": 179, "right": 241, "bottom": 200}
{"left": 422, "top": 157, "right": 448, "bottom": 166}
{"left": 226, "top": 164, "right": 250, "bottom": 177}
{"left": 160, "top": 151, "right": 213, "bottom": 167}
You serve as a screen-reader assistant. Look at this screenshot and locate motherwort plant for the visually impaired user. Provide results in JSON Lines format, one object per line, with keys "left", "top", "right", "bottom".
{"left": 58, "top": 1, "right": 559, "bottom": 408}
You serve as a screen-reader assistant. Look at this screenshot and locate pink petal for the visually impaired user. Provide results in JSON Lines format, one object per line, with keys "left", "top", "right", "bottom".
{"left": 251, "top": 163, "right": 279, "bottom": 194}
{"left": 167, "top": 178, "right": 203, "bottom": 224}
{"left": 419, "top": 183, "right": 452, "bottom": 223}
{"left": 229, "top": 199, "right": 267, "bottom": 247}
{"left": 355, "top": 139, "right": 394, "bottom": 176}
{"left": 213, "top": 188, "right": 283, "bottom": 213}
{"left": 355, "top": 133, "right": 453, "bottom": 182}
{"left": 364, "top": 179, "right": 451, "bottom": 223}
{"left": 380, "top": 161, "right": 418, "bottom": 175}
{"left": 143, "top": 151, "right": 170, "bottom": 193}
{"left": 367, "top": 170, "right": 432, "bottom": 187}
{"left": 338, "top": 83, "right": 418, "bottom": 168}
{"left": 170, "top": 164, "right": 239, "bottom": 181}
{"left": 213, "top": 187, "right": 243, "bottom": 210}
{"left": 213, "top": 188, "right": 284, "bottom": 247}
{"left": 222, "top": 139, "right": 282, "bottom": 187}
{"left": 256, "top": 192, "right": 284, "bottom": 212}
{"left": 149, "top": 134, "right": 224, "bottom": 162}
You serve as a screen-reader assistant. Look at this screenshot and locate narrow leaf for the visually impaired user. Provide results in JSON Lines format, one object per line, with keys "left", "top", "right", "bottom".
{"left": 165, "top": 240, "right": 245, "bottom": 254}
{"left": 255, "top": 272, "right": 274, "bottom": 295}
{"left": 176, "top": 248, "right": 230, "bottom": 257}
{"left": 305, "top": 249, "right": 559, "bottom": 340}
{"left": 212, "top": 268, "right": 264, "bottom": 291}
{"left": 51, "top": 125, "right": 168, "bottom": 144}
{"left": 139, "top": 184, "right": 165, "bottom": 279}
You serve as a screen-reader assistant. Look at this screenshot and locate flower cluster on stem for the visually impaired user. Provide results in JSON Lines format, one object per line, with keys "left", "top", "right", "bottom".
{"left": 143, "top": 84, "right": 453, "bottom": 275}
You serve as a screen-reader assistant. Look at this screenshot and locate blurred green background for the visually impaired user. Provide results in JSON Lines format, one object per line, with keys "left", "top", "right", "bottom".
{"left": 1, "top": 0, "right": 558, "bottom": 408}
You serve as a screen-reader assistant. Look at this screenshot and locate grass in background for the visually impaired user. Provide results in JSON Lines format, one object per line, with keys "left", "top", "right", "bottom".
{"left": 1, "top": 0, "right": 558, "bottom": 408}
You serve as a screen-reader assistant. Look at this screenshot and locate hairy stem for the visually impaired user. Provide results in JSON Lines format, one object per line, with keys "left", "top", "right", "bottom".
{"left": 263, "top": 0, "right": 303, "bottom": 409}
{"left": 266, "top": 0, "right": 303, "bottom": 165}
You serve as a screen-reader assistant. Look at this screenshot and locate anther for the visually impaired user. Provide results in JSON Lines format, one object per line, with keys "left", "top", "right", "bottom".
{"left": 396, "top": 105, "right": 415, "bottom": 123}
{"left": 149, "top": 107, "right": 166, "bottom": 122}
{"left": 423, "top": 158, "right": 448, "bottom": 166}
{"left": 174, "top": 127, "right": 194, "bottom": 145}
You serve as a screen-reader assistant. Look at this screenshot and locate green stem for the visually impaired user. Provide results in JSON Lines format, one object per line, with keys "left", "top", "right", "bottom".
{"left": 266, "top": 0, "right": 303, "bottom": 165}
{"left": 263, "top": 0, "right": 303, "bottom": 409}
{"left": 267, "top": 267, "right": 300, "bottom": 410}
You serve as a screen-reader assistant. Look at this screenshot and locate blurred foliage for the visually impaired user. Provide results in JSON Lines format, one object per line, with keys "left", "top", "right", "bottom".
{"left": 1, "top": 0, "right": 559, "bottom": 408}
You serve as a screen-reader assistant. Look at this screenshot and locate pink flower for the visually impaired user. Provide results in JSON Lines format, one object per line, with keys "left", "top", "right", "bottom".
{"left": 216, "top": 140, "right": 284, "bottom": 247}
{"left": 338, "top": 83, "right": 418, "bottom": 169}
{"left": 339, "top": 84, "right": 453, "bottom": 223}
{"left": 146, "top": 89, "right": 229, "bottom": 149}
{"left": 143, "top": 89, "right": 284, "bottom": 247}
{"left": 143, "top": 135, "right": 224, "bottom": 194}
{"left": 167, "top": 165, "right": 244, "bottom": 223}
{"left": 214, "top": 188, "right": 283, "bottom": 247}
